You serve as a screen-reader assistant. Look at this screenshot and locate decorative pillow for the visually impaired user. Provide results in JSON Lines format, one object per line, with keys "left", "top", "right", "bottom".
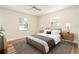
{"left": 46, "top": 31, "right": 51, "bottom": 34}
{"left": 51, "top": 29, "right": 61, "bottom": 35}
{"left": 43, "top": 29, "right": 51, "bottom": 34}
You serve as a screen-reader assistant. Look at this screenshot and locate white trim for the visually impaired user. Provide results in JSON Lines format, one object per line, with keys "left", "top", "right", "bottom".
{"left": 6, "top": 36, "right": 26, "bottom": 42}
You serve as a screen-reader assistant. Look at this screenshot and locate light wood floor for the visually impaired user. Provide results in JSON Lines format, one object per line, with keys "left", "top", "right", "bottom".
{"left": 7, "top": 42, "right": 16, "bottom": 54}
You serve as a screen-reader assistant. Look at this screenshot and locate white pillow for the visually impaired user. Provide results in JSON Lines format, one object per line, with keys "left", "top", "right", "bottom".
{"left": 51, "top": 30, "right": 61, "bottom": 35}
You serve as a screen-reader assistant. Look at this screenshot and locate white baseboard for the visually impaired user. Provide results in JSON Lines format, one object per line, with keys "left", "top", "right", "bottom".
{"left": 6, "top": 36, "right": 27, "bottom": 42}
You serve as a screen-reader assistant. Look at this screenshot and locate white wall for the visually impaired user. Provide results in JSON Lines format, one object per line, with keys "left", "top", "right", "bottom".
{"left": 0, "top": 10, "right": 3, "bottom": 27}
{"left": 0, "top": 7, "right": 38, "bottom": 41}
{"left": 77, "top": 6, "right": 79, "bottom": 44}
{"left": 39, "top": 6, "right": 79, "bottom": 44}
{"left": 0, "top": 6, "right": 79, "bottom": 44}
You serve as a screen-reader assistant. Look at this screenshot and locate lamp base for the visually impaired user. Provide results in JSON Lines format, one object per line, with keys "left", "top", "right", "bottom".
{"left": 67, "top": 32, "right": 70, "bottom": 34}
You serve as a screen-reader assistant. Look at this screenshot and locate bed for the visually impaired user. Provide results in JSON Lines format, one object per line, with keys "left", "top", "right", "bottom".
{"left": 26, "top": 28, "right": 61, "bottom": 53}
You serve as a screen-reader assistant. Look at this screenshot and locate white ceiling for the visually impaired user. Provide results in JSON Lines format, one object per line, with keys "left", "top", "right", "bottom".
{"left": 0, "top": 5, "right": 72, "bottom": 16}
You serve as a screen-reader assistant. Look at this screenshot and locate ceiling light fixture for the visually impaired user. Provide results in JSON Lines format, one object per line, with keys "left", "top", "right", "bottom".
{"left": 32, "top": 7, "right": 36, "bottom": 11}
{"left": 27, "top": 6, "right": 41, "bottom": 11}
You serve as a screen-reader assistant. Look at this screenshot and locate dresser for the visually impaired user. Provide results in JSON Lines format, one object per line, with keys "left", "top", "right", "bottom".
{"left": 0, "top": 34, "right": 6, "bottom": 54}
{"left": 61, "top": 32, "right": 74, "bottom": 41}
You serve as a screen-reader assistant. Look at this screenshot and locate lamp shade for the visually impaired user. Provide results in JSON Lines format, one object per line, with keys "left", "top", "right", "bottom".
{"left": 41, "top": 25, "right": 44, "bottom": 28}
{"left": 66, "top": 23, "right": 71, "bottom": 33}
{"left": 66, "top": 23, "right": 71, "bottom": 27}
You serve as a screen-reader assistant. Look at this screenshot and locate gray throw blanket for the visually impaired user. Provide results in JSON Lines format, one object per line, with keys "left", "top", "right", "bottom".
{"left": 31, "top": 35, "right": 55, "bottom": 48}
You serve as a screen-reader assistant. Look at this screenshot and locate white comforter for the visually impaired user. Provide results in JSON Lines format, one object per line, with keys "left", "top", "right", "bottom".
{"left": 37, "top": 33, "right": 61, "bottom": 44}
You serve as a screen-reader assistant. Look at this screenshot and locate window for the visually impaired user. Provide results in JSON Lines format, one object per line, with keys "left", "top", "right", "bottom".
{"left": 19, "top": 17, "right": 28, "bottom": 30}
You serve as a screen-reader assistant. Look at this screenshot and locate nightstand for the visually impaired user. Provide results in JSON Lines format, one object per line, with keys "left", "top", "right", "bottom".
{"left": 61, "top": 32, "right": 74, "bottom": 41}
{"left": 0, "top": 35, "right": 6, "bottom": 54}
{"left": 39, "top": 30, "right": 44, "bottom": 33}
